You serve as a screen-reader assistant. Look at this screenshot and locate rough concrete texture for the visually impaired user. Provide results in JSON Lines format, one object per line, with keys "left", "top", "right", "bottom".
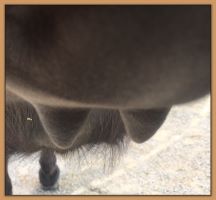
{"left": 8, "top": 95, "right": 211, "bottom": 195}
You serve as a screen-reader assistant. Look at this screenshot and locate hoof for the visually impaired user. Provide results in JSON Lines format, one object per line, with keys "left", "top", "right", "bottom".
{"left": 39, "top": 166, "right": 60, "bottom": 190}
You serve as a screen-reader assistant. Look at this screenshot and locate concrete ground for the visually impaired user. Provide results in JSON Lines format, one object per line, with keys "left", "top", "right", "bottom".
{"left": 8, "top": 95, "right": 211, "bottom": 195}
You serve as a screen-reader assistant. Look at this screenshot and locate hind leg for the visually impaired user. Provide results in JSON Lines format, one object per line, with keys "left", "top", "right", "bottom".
{"left": 39, "top": 149, "right": 60, "bottom": 190}
{"left": 6, "top": 170, "right": 12, "bottom": 195}
{"left": 5, "top": 156, "right": 12, "bottom": 195}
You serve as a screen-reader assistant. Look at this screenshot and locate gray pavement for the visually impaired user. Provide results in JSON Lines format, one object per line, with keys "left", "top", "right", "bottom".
{"left": 8, "top": 95, "right": 211, "bottom": 195}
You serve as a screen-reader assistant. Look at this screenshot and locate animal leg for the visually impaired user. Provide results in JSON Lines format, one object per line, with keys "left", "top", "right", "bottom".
{"left": 39, "top": 149, "right": 60, "bottom": 190}
{"left": 5, "top": 156, "right": 12, "bottom": 195}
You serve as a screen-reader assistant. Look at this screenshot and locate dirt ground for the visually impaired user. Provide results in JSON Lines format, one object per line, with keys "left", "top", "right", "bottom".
{"left": 8, "top": 95, "right": 210, "bottom": 195}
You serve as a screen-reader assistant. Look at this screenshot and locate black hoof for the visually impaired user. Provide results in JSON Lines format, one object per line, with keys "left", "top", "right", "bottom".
{"left": 39, "top": 166, "right": 60, "bottom": 190}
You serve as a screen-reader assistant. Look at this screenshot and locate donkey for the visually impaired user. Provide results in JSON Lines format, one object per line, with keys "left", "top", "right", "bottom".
{"left": 5, "top": 5, "right": 210, "bottom": 195}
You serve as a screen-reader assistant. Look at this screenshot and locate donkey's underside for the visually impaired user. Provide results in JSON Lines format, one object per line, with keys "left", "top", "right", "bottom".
{"left": 5, "top": 5, "right": 210, "bottom": 195}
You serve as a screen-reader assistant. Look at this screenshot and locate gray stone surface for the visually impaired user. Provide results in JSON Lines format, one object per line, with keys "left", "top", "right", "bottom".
{"left": 8, "top": 95, "right": 211, "bottom": 195}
